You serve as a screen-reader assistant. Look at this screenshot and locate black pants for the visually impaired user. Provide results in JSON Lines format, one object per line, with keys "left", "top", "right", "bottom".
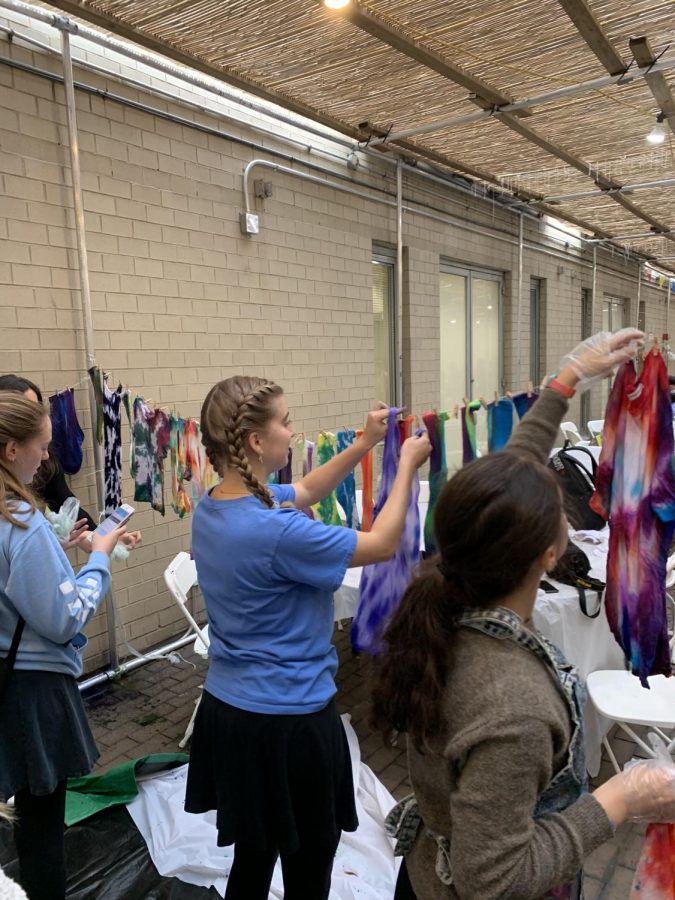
{"left": 14, "top": 780, "right": 67, "bottom": 900}
{"left": 394, "top": 859, "right": 419, "bottom": 900}
{"left": 224, "top": 841, "right": 339, "bottom": 900}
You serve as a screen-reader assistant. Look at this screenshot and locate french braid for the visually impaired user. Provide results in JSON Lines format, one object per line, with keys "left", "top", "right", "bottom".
{"left": 201, "top": 376, "right": 283, "bottom": 508}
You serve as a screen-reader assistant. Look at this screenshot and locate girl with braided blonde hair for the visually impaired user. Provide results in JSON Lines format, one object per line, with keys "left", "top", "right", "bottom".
{"left": 186, "top": 375, "right": 431, "bottom": 900}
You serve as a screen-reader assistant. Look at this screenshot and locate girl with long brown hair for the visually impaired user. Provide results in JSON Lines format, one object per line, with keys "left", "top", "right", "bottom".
{"left": 371, "top": 330, "right": 675, "bottom": 900}
{"left": 0, "top": 392, "right": 127, "bottom": 900}
{"left": 184, "top": 377, "right": 431, "bottom": 900}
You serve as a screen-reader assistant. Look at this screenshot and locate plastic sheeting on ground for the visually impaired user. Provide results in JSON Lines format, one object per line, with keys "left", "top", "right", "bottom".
{"left": 127, "top": 715, "right": 400, "bottom": 898}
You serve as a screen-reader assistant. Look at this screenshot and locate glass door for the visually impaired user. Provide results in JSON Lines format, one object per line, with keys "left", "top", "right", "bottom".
{"left": 599, "top": 297, "right": 625, "bottom": 413}
{"left": 440, "top": 264, "right": 502, "bottom": 470}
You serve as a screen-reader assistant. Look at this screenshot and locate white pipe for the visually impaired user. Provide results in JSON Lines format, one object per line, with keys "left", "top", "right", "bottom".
{"left": 61, "top": 28, "right": 118, "bottom": 669}
{"left": 3, "top": 11, "right": 672, "bottom": 289}
{"left": 396, "top": 159, "right": 403, "bottom": 407}
{"left": 516, "top": 214, "right": 524, "bottom": 383}
{"left": 591, "top": 246, "right": 597, "bottom": 333}
{"left": 3, "top": 7, "right": 668, "bottom": 274}
{"left": 0, "top": 0, "right": 356, "bottom": 152}
{"left": 636, "top": 265, "right": 643, "bottom": 330}
{"left": 78, "top": 632, "right": 196, "bottom": 691}
{"left": 373, "top": 56, "right": 675, "bottom": 145}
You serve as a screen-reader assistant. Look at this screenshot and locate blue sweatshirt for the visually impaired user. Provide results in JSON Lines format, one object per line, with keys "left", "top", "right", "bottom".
{"left": 0, "top": 501, "right": 111, "bottom": 677}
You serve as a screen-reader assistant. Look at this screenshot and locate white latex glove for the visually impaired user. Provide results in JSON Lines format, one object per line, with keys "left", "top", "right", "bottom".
{"left": 621, "top": 734, "right": 675, "bottom": 823}
{"left": 558, "top": 328, "right": 644, "bottom": 394}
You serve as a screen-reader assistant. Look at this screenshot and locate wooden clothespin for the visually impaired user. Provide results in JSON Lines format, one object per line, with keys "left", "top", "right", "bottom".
{"left": 452, "top": 404, "right": 459, "bottom": 419}
{"left": 526, "top": 380, "right": 533, "bottom": 398}
{"left": 462, "top": 396, "right": 469, "bottom": 407}
{"left": 479, "top": 395, "right": 488, "bottom": 409}
{"left": 494, "top": 391, "right": 499, "bottom": 403}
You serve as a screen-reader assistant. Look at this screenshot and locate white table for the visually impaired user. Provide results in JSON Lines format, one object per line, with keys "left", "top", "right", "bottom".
{"left": 335, "top": 525, "right": 624, "bottom": 777}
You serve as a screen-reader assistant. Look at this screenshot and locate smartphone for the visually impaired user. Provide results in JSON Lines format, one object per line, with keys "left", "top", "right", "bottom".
{"left": 94, "top": 503, "right": 135, "bottom": 536}
{"left": 539, "top": 580, "right": 559, "bottom": 594}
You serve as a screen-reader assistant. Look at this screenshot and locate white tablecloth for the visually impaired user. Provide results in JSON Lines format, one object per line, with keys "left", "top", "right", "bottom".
{"left": 334, "top": 525, "right": 624, "bottom": 777}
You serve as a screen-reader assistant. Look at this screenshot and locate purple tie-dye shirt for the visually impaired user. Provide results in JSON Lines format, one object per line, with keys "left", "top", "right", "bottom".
{"left": 590, "top": 351, "right": 675, "bottom": 687}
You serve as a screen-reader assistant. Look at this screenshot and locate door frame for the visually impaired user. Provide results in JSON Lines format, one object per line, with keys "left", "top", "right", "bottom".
{"left": 440, "top": 260, "right": 504, "bottom": 396}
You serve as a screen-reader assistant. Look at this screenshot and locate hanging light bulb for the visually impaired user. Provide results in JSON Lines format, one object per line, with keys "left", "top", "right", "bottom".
{"left": 647, "top": 113, "right": 667, "bottom": 145}
{"left": 323, "top": 0, "right": 351, "bottom": 8}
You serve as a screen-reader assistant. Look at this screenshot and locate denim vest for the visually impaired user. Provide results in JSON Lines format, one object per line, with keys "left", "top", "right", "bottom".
{"left": 385, "top": 606, "right": 587, "bottom": 900}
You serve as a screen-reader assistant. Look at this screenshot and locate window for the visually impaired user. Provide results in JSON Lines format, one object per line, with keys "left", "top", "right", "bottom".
{"left": 372, "top": 246, "right": 397, "bottom": 406}
{"left": 440, "top": 262, "right": 502, "bottom": 469}
{"left": 530, "top": 278, "right": 542, "bottom": 384}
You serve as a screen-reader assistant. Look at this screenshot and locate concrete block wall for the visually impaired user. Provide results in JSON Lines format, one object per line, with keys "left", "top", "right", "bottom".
{"left": 0, "top": 15, "right": 672, "bottom": 672}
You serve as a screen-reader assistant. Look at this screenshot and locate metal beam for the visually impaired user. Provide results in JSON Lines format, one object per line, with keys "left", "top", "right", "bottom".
{"left": 541, "top": 177, "right": 675, "bottom": 203}
{"left": 557, "top": 0, "right": 627, "bottom": 75}
{"left": 630, "top": 37, "right": 675, "bottom": 138}
{"left": 338, "top": 1, "right": 529, "bottom": 116}
{"left": 586, "top": 229, "right": 675, "bottom": 243}
{"left": 499, "top": 112, "right": 675, "bottom": 243}
{"left": 331, "top": 1, "right": 675, "bottom": 246}
{"left": 373, "top": 54, "right": 675, "bottom": 146}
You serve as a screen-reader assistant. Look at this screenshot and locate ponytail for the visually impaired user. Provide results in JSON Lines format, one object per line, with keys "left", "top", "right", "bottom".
{"left": 370, "top": 560, "right": 460, "bottom": 752}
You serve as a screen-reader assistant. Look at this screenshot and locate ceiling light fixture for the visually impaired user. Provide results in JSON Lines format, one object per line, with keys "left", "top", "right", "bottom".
{"left": 647, "top": 113, "right": 667, "bottom": 145}
{"left": 323, "top": 0, "right": 351, "bottom": 9}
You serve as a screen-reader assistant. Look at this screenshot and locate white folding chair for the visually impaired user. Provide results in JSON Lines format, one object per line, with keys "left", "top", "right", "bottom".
{"left": 587, "top": 419, "right": 604, "bottom": 445}
{"left": 560, "top": 422, "right": 589, "bottom": 447}
{"left": 163, "top": 552, "right": 209, "bottom": 747}
{"left": 587, "top": 671, "right": 675, "bottom": 773}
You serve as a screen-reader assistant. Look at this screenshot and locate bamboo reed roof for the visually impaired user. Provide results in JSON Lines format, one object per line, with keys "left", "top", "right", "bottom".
{"left": 47, "top": 0, "right": 675, "bottom": 270}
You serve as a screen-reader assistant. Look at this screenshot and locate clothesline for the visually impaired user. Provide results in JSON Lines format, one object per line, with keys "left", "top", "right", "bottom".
{"left": 49, "top": 373, "right": 541, "bottom": 523}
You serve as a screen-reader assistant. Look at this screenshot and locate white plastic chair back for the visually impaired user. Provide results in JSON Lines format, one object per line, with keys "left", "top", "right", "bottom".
{"left": 587, "top": 420, "right": 604, "bottom": 443}
{"left": 163, "top": 552, "right": 209, "bottom": 655}
{"left": 560, "top": 421, "right": 588, "bottom": 446}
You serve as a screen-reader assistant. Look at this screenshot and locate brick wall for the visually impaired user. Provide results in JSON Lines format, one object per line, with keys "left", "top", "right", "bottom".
{"left": 0, "top": 13, "right": 671, "bottom": 672}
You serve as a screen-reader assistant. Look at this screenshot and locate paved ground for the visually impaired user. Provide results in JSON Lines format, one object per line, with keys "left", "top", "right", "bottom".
{"left": 84, "top": 624, "right": 648, "bottom": 899}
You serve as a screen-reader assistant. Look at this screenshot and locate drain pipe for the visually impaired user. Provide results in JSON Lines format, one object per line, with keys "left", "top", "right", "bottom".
{"left": 79, "top": 632, "right": 196, "bottom": 692}
{"left": 516, "top": 214, "right": 524, "bottom": 386}
{"left": 61, "top": 25, "right": 118, "bottom": 669}
{"left": 396, "top": 159, "right": 404, "bottom": 407}
{"left": 636, "top": 264, "right": 642, "bottom": 330}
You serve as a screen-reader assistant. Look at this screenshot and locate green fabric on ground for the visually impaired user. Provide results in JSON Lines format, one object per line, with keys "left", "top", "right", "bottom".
{"left": 65, "top": 752, "right": 188, "bottom": 825}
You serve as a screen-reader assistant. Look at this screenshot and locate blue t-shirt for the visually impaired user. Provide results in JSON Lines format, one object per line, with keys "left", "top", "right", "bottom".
{"left": 192, "top": 483, "right": 357, "bottom": 714}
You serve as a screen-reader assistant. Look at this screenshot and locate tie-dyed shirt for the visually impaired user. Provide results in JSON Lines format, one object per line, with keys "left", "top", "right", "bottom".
{"left": 590, "top": 351, "right": 675, "bottom": 686}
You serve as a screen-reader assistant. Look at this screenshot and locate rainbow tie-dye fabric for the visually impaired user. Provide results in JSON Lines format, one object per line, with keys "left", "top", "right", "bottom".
{"left": 590, "top": 351, "right": 675, "bottom": 686}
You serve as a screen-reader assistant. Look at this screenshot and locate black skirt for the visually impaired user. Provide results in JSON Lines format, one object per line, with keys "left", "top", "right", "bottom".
{"left": 0, "top": 670, "right": 98, "bottom": 799}
{"left": 184, "top": 691, "right": 358, "bottom": 853}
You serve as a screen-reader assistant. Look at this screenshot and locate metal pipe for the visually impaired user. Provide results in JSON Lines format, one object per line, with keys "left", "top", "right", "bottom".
{"left": 3, "top": 49, "right": 665, "bottom": 295}
{"left": 636, "top": 265, "right": 643, "bottom": 330}
{"left": 542, "top": 177, "right": 675, "bottom": 204}
{"left": 2, "top": 13, "right": 666, "bottom": 273}
{"left": 587, "top": 229, "right": 675, "bottom": 243}
{"left": 61, "top": 28, "right": 118, "bottom": 668}
{"left": 666, "top": 280, "right": 672, "bottom": 349}
{"left": 0, "top": 22, "right": 350, "bottom": 168}
{"left": 516, "top": 214, "right": 524, "bottom": 382}
{"left": 372, "top": 55, "right": 675, "bottom": 145}
{"left": 396, "top": 159, "right": 404, "bottom": 407}
{"left": 1, "top": 40, "right": 669, "bottom": 291}
{"left": 79, "top": 632, "right": 196, "bottom": 692}
{"left": 591, "top": 247, "right": 597, "bottom": 333}
{"left": 0, "top": 0, "right": 360, "bottom": 155}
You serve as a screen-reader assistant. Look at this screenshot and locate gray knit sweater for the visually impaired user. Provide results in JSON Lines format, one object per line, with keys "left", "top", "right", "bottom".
{"left": 405, "top": 388, "right": 614, "bottom": 899}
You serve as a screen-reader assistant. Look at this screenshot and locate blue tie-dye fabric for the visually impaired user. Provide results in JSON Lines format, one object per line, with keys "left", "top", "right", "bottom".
{"left": 351, "top": 410, "right": 420, "bottom": 653}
